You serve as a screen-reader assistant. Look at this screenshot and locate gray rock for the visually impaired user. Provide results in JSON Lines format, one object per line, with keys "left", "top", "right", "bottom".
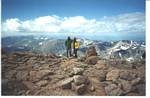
{"left": 85, "top": 46, "right": 97, "bottom": 58}
{"left": 36, "top": 80, "right": 48, "bottom": 87}
{"left": 119, "top": 71, "right": 137, "bottom": 81}
{"left": 100, "top": 81, "right": 113, "bottom": 87}
{"left": 106, "top": 69, "right": 120, "bottom": 81}
{"left": 105, "top": 84, "right": 123, "bottom": 96}
{"left": 16, "top": 71, "right": 29, "bottom": 81}
{"left": 90, "top": 86, "right": 95, "bottom": 92}
{"left": 59, "top": 77, "right": 74, "bottom": 89}
{"left": 121, "top": 80, "right": 132, "bottom": 94}
{"left": 29, "top": 70, "right": 53, "bottom": 82}
{"left": 73, "top": 68, "right": 84, "bottom": 75}
{"left": 134, "top": 84, "right": 145, "bottom": 95}
{"left": 72, "top": 83, "right": 86, "bottom": 95}
{"left": 73, "top": 75, "right": 89, "bottom": 85}
{"left": 22, "top": 81, "right": 38, "bottom": 90}
{"left": 85, "top": 56, "right": 99, "bottom": 65}
{"left": 99, "top": 70, "right": 107, "bottom": 82}
{"left": 131, "top": 77, "right": 141, "bottom": 86}
{"left": 5, "top": 70, "right": 17, "bottom": 79}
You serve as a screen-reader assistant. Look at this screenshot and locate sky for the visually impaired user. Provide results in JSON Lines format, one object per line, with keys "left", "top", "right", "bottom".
{"left": 1, "top": 0, "right": 146, "bottom": 40}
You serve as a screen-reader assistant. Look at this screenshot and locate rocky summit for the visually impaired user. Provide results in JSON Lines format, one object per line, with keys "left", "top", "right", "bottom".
{"left": 1, "top": 51, "right": 145, "bottom": 96}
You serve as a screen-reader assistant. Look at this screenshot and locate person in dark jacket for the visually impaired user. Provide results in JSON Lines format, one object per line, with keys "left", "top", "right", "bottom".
{"left": 65, "top": 36, "right": 72, "bottom": 57}
{"left": 142, "top": 51, "right": 145, "bottom": 59}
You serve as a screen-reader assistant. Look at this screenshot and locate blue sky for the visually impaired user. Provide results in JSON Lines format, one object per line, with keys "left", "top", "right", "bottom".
{"left": 2, "top": 0, "right": 145, "bottom": 40}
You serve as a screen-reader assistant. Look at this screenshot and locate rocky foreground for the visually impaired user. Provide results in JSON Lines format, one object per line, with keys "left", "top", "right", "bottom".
{"left": 1, "top": 47, "right": 145, "bottom": 96}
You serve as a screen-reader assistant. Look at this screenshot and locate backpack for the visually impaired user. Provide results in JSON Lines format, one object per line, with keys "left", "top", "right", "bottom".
{"left": 74, "top": 41, "right": 80, "bottom": 49}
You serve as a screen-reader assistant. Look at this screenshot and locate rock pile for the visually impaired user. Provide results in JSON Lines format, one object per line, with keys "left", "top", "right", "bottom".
{"left": 85, "top": 46, "right": 99, "bottom": 65}
{"left": 103, "top": 68, "right": 145, "bottom": 96}
{"left": 2, "top": 52, "right": 60, "bottom": 95}
{"left": 58, "top": 67, "right": 90, "bottom": 95}
{"left": 1, "top": 51, "right": 145, "bottom": 96}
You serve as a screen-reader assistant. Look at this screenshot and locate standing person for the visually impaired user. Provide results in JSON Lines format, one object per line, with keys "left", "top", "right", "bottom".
{"left": 65, "top": 36, "right": 72, "bottom": 57}
{"left": 73, "top": 37, "right": 80, "bottom": 58}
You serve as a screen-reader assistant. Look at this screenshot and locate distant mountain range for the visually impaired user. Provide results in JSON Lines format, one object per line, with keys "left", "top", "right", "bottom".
{"left": 2, "top": 35, "right": 145, "bottom": 61}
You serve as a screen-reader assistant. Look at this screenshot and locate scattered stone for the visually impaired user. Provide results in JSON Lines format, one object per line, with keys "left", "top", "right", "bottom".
{"left": 29, "top": 70, "right": 53, "bottom": 82}
{"left": 100, "top": 81, "right": 113, "bottom": 87}
{"left": 119, "top": 70, "right": 137, "bottom": 81}
{"left": 22, "top": 81, "right": 37, "bottom": 90}
{"left": 72, "top": 83, "right": 86, "bottom": 95}
{"left": 73, "top": 68, "right": 84, "bottom": 75}
{"left": 85, "top": 56, "right": 99, "bottom": 65}
{"left": 118, "top": 79, "right": 132, "bottom": 94}
{"left": 131, "top": 77, "right": 141, "bottom": 86}
{"left": 99, "top": 70, "right": 107, "bottom": 82}
{"left": 36, "top": 80, "right": 48, "bottom": 87}
{"left": 89, "top": 86, "right": 95, "bottom": 92}
{"left": 2, "top": 51, "right": 145, "bottom": 96}
{"left": 73, "top": 75, "right": 89, "bottom": 85}
{"left": 4, "top": 70, "right": 17, "bottom": 79}
{"left": 78, "top": 56, "right": 86, "bottom": 62}
{"left": 106, "top": 69, "right": 120, "bottom": 81}
{"left": 96, "top": 63, "right": 108, "bottom": 70}
{"left": 105, "top": 84, "right": 123, "bottom": 96}
{"left": 16, "top": 71, "right": 29, "bottom": 81}
{"left": 58, "top": 77, "right": 74, "bottom": 89}
{"left": 133, "top": 84, "right": 145, "bottom": 95}
{"left": 40, "top": 61, "right": 46, "bottom": 64}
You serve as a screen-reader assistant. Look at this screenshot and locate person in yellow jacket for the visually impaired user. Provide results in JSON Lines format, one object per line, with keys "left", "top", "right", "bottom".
{"left": 73, "top": 37, "right": 80, "bottom": 58}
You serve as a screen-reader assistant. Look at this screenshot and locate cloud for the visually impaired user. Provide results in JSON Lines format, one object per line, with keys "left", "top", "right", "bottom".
{"left": 2, "top": 12, "right": 145, "bottom": 36}
{"left": 2, "top": 18, "right": 21, "bottom": 32}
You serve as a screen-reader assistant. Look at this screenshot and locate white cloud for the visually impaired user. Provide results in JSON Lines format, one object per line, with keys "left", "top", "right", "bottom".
{"left": 2, "top": 12, "right": 145, "bottom": 36}
{"left": 2, "top": 18, "right": 21, "bottom": 32}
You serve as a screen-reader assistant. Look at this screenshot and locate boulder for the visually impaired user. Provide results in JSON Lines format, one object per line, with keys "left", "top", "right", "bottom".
{"left": 85, "top": 56, "right": 99, "bottom": 65}
{"left": 36, "top": 80, "right": 48, "bottom": 87}
{"left": 118, "top": 79, "right": 132, "bottom": 94}
{"left": 85, "top": 46, "right": 97, "bottom": 58}
{"left": 73, "top": 68, "right": 84, "bottom": 75}
{"left": 99, "top": 70, "right": 107, "bottom": 82}
{"left": 105, "top": 84, "right": 123, "bottom": 96}
{"left": 5, "top": 70, "right": 17, "bottom": 79}
{"left": 89, "top": 86, "right": 95, "bottom": 92}
{"left": 58, "top": 77, "right": 74, "bottom": 89}
{"left": 22, "top": 81, "right": 38, "bottom": 90}
{"left": 29, "top": 70, "right": 53, "bottom": 82}
{"left": 106, "top": 69, "right": 120, "bottom": 81}
{"left": 29, "top": 71, "right": 37, "bottom": 81}
{"left": 119, "top": 70, "right": 137, "bottom": 81}
{"left": 73, "top": 75, "right": 89, "bottom": 85}
{"left": 72, "top": 83, "right": 86, "bottom": 95}
{"left": 96, "top": 63, "right": 108, "bottom": 70}
{"left": 131, "top": 77, "right": 141, "bottom": 86}
{"left": 16, "top": 71, "right": 29, "bottom": 81}
{"left": 133, "top": 84, "right": 145, "bottom": 95}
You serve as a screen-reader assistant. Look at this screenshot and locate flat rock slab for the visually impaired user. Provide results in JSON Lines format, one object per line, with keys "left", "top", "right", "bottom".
{"left": 106, "top": 69, "right": 120, "bottom": 81}
{"left": 73, "top": 68, "right": 84, "bottom": 75}
{"left": 72, "top": 83, "right": 86, "bottom": 95}
{"left": 58, "top": 77, "right": 74, "bottom": 89}
{"left": 29, "top": 70, "right": 53, "bottom": 82}
{"left": 73, "top": 75, "right": 89, "bottom": 86}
